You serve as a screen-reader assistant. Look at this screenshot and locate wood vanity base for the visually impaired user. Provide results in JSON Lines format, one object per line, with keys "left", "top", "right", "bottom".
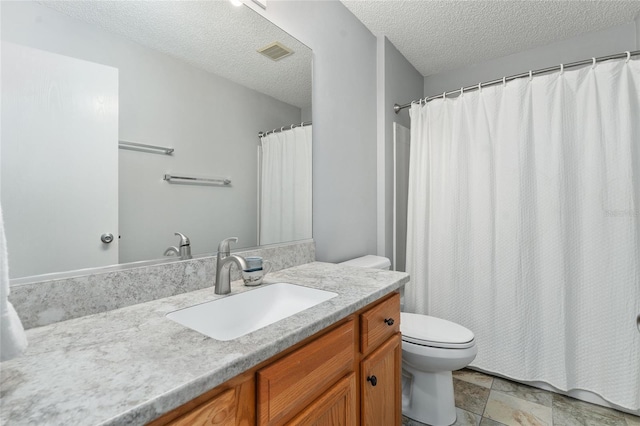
{"left": 149, "top": 291, "right": 401, "bottom": 426}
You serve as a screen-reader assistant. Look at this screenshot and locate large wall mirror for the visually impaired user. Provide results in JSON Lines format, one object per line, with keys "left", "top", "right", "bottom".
{"left": 1, "top": 1, "right": 312, "bottom": 281}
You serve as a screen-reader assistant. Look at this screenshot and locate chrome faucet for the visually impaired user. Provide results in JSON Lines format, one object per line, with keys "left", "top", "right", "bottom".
{"left": 164, "top": 232, "right": 192, "bottom": 260}
{"left": 215, "top": 237, "right": 248, "bottom": 295}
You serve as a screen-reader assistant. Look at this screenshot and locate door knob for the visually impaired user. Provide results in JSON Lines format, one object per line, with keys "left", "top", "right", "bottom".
{"left": 101, "top": 233, "right": 114, "bottom": 244}
{"left": 367, "top": 375, "right": 377, "bottom": 386}
{"left": 384, "top": 318, "right": 394, "bottom": 326}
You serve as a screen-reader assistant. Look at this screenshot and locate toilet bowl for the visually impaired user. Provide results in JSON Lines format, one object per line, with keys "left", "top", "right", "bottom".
{"left": 339, "top": 255, "right": 478, "bottom": 426}
{"left": 401, "top": 313, "right": 477, "bottom": 426}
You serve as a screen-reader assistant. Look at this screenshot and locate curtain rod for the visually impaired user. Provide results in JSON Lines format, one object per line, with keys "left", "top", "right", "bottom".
{"left": 394, "top": 50, "right": 640, "bottom": 114}
{"left": 258, "top": 121, "right": 312, "bottom": 137}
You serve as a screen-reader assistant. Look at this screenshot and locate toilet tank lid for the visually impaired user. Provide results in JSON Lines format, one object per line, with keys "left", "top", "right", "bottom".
{"left": 339, "top": 255, "right": 391, "bottom": 269}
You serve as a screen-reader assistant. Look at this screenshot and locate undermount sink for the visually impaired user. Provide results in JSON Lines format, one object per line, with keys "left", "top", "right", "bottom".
{"left": 166, "top": 283, "right": 338, "bottom": 341}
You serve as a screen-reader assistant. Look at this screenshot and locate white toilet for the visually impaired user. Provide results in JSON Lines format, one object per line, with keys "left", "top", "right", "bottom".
{"left": 340, "top": 255, "right": 478, "bottom": 426}
{"left": 400, "top": 313, "right": 477, "bottom": 425}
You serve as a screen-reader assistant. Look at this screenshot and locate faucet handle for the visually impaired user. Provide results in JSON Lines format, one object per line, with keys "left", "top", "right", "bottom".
{"left": 218, "top": 237, "right": 238, "bottom": 255}
{"left": 174, "top": 232, "right": 190, "bottom": 247}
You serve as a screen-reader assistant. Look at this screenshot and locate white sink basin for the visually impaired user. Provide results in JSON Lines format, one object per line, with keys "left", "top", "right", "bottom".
{"left": 166, "top": 283, "right": 338, "bottom": 341}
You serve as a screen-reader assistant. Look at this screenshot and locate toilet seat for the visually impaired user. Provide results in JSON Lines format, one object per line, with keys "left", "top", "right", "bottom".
{"left": 401, "top": 312, "right": 475, "bottom": 349}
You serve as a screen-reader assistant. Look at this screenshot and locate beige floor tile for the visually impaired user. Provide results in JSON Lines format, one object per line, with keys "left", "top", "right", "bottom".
{"left": 402, "top": 408, "right": 481, "bottom": 426}
{"left": 454, "top": 378, "right": 491, "bottom": 416}
{"left": 454, "top": 369, "right": 495, "bottom": 389}
{"left": 626, "top": 413, "right": 640, "bottom": 426}
{"left": 484, "top": 390, "right": 552, "bottom": 426}
{"left": 552, "top": 394, "right": 626, "bottom": 426}
{"left": 453, "top": 408, "right": 482, "bottom": 426}
{"left": 491, "top": 378, "right": 552, "bottom": 407}
{"left": 480, "top": 418, "right": 508, "bottom": 426}
{"left": 402, "top": 415, "right": 424, "bottom": 426}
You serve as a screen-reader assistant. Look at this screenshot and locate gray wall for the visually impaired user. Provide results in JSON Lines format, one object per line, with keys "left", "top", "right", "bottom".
{"left": 378, "top": 37, "right": 423, "bottom": 269}
{"left": 2, "top": 1, "right": 301, "bottom": 263}
{"left": 301, "top": 105, "right": 313, "bottom": 123}
{"left": 424, "top": 21, "right": 638, "bottom": 95}
{"left": 251, "top": 1, "right": 378, "bottom": 262}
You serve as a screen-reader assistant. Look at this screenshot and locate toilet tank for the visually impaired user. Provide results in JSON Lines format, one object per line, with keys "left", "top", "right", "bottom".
{"left": 339, "top": 255, "right": 391, "bottom": 270}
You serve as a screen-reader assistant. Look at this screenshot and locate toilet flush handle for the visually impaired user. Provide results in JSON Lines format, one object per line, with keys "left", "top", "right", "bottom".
{"left": 384, "top": 318, "right": 395, "bottom": 326}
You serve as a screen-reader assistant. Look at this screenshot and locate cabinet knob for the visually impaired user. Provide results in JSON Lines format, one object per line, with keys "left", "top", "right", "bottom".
{"left": 367, "top": 375, "right": 377, "bottom": 386}
{"left": 384, "top": 318, "right": 394, "bottom": 326}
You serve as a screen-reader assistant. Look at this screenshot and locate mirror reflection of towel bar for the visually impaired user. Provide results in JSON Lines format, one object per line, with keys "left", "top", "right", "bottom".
{"left": 164, "top": 174, "right": 231, "bottom": 186}
{"left": 119, "top": 140, "right": 174, "bottom": 155}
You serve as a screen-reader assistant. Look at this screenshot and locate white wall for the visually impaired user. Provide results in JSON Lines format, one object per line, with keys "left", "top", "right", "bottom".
{"left": 249, "top": 1, "right": 378, "bottom": 262}
{"left": 392, "top": 123, "right": 411, "bottom": 273}
{"left": 301, "top": 105, "right": 312, "bottom": 123}
{"left": 635, "top": 14, "right": 640, "bottom": 50}
{"left": 378, "top": 38, "right": 423, "bottom": 269}
{"left": 424, "top": 21, "right": 638, "bottom": 95}
{"left": 2, "top": 2, "right": 301, "bottom": 263}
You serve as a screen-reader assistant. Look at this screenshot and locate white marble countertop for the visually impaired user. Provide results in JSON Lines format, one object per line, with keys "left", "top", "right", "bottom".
{"left": 0, "top": 262, "right": 409, "bottom": 425}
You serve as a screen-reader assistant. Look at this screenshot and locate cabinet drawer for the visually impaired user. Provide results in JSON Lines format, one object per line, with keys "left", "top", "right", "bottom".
{"left": 257, "top": 320, "right": 355, "bottom": 425}
{"left": 360, "top": 293, "right": 400, "bottom": 354}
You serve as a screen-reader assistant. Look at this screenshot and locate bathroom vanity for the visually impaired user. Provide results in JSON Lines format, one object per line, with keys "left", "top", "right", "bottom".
{"left": 0, "top": 262, "right": 408, "bottom": 425}
{"left": 152, "top": 292, "right": 401, "bottom": 425}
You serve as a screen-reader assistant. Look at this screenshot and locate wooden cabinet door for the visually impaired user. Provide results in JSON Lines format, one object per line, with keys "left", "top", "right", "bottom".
{"left": 361, "top": 334, "right": 401, "bottom": 426}
{"left": 286, "top": 373, "right": 356, "bottom": 426}
{"left": 257, "top": 320, "right": 355, "bottom": 425}
{"left": 154, "top": 372, "right": 255, "bottom": 426}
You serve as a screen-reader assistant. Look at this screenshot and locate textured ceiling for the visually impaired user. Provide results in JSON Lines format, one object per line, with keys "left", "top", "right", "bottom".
{"left": 41, "top": 1, "right": 312, "bottom": 109}
{"left": 341, "top": 0, "right": 640, "bottom": 77}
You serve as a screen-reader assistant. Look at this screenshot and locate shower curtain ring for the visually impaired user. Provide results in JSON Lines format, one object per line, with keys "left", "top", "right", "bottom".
{"left": 503, "top": 76, "right": 506, "bottom": 86}
{"left": 442, "top": 92, "right": 446, "bottom": 100}
{"left": 625, "top": 51, "right": 631, "bottom": 63}
{"left": 529, "top": 70, "right": 533, "bottom": 81}
{"left": 460, "top": 87, "right": 464, "bottom": 95}
{"left": 560, "top": 63, "right": 564, "bottom": 74}
{"left": 592, "top": 58, "right": 597, "bottom": 69}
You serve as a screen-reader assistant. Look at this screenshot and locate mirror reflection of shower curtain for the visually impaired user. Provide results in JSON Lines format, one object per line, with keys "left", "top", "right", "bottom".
{"left": 259, "top": 125, "right": 312, "bottom": 246}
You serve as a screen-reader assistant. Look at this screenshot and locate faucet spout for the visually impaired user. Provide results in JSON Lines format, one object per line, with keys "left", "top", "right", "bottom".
{"left": 164, "top": 246, "right": 179, "bottom": 256}
{"left": 215, "top": 237, "right": 247, "bottom": 295}
{"left": 165, "top": 232, "right": 192, "bottom": 260}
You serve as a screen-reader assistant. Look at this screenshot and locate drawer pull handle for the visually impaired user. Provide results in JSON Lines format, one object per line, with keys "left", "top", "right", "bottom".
{"left": 384, "top": 318, "right": 395, "bottom": 326}
{"left": 367, "top": 375, "right": 378, "bottom": 386}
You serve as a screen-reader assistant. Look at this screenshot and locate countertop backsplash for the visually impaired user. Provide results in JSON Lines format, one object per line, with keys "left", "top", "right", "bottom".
{"left": 9, "top": 240, "right": 315, "bottom": 330}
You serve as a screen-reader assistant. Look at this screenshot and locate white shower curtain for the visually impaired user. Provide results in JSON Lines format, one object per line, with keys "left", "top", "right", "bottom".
{"left": 406, "top": 58, "right": 640, "bottom": 410}
{"left": 259, "top": 125, "right": 312, "bottom": 246}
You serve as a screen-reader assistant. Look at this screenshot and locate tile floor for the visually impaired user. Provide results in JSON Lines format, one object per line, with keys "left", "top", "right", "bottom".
{"left": 402, "top": 369, "right": 640, "bottom": 426}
